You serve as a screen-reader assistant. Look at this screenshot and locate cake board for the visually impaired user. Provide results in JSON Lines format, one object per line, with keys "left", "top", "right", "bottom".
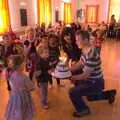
{"left": 51, "top": 72, "right": 72, "bottom": 80}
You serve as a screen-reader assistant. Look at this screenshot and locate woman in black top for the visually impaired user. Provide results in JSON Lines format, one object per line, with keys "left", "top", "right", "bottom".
{"left": 61, "top": 27, "right": 81, "bottom": 62}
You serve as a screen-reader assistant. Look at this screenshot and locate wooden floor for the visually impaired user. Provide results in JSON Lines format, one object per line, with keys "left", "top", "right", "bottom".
{"left": 1, "top": 39, "right": 120, "bottom": 120}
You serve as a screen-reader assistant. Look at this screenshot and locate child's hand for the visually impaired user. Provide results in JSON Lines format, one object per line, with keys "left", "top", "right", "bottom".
{"left": 69, "top": 60, "right": 76, "bottom": 68}
{"left": 68, "top": 59, "right": 72, "bottom": 68}
{"left": 49, "top": 60, "right": 57, "bottom": 66}
{"left": 48, "top": 70, "right": 52, "bottom": 74}
{"left": 48, "top": 69, "right": 54, "bottom": 74}
{"left": 71, "top": 61, "right": 76, "bottom": 65}
{"left": 49, "top": 62, "right": 53, "bottom": 66}
{"left": 70, "top": 76, "right": 77, "bottom": 85}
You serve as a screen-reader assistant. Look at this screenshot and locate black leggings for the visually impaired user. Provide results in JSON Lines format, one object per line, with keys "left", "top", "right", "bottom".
{"left": 49, "top": 78, "right": 60, "bottom": 85}
{"left": 7, "top": 80, "right": 11, "bottom": 91}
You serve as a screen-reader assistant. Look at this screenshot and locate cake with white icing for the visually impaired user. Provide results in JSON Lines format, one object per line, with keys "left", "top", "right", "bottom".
{"left": 53, "top": 57, "right": 72, "bottom": 79}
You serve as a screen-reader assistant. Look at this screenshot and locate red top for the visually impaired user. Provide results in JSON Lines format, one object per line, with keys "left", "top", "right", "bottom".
{"left": 7, "top": 31, "right": 16, "bottom": 40}
{"left": 95, "top": 37, "right": 102, "bottom": 48}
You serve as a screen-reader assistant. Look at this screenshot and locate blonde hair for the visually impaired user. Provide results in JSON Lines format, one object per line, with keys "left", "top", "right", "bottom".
{"left": 37, "top": 45, "right": 49, "bottom": 55}
{"left": 8, "top": 55, "right": 25, "bottom": 69}
{"left": 25, "top": 26, "right": 34, "bottom": 36}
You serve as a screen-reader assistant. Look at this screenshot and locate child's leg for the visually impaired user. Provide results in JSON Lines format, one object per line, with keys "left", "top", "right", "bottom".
{"left": 39, "top": 83, "right": 48, "bottom": 106}
{"left": 29, "top": 69, "right": 34, "bottom": 81}
{"left": 56, "top": 78, "right": 60, "bottom": 85}
{"left": 7, "top": 79, "right": 11, "bottom": 91}
{"left": 49, "top": 77, "right": 53, "bottom": 85}
{"left": 9, "top": 110, "right": 23, "bottom": 120}
{"left": 56, "top": 78, "right": 65, "bottom": 87}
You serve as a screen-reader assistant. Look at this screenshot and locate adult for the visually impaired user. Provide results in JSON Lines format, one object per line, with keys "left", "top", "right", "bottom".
{"left": 40, "top": 22, "right": 46, "bottom": 37}
{"left": 55, "top": 21, "right": 63, "bottom": 49}
{"left": 7, "top": 25, "right": 16, "bottom": 41}
{"left": 75, "top": 21, "right": 81, "bottom": 31}
{"left": 110, "top": 15, "right": 116, "bottom": 25}
{"left": 61, "top": 28, "right": 81, "bottom": 62}
{"left": 35, "top": 24, "right": 41, "bottom": 38}
{"left": 69, "top": 30, "right": 116, "bottom": 117}
{"left": 108, "top": 15, "right": 116, "bottom": 37}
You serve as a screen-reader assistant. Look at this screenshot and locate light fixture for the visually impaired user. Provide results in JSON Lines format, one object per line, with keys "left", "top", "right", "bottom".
{"left": 63, "top": 0, "right": 71, "bottom": 3}
{"left": 20, "top": 2, "right": 27, "bottom": 6}
{"left": 56, "top": 7, "right": 59, "bottom": 10}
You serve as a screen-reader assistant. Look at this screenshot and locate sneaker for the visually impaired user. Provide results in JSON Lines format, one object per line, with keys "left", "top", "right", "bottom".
{"left": 108, "top": 89, "right": 117, "bottom": 104}
{"left": 73, "top": 108, "right": 91, "bottom": 118}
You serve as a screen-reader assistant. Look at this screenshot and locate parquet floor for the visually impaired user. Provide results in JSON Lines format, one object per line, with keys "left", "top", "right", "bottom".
{"left": 0, "top": 39, "right": 120, "bottom": 120}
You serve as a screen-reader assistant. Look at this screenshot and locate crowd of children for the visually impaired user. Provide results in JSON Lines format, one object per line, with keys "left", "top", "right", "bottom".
{"left": 0, "top": 21, "right": 107, "bottom": 119}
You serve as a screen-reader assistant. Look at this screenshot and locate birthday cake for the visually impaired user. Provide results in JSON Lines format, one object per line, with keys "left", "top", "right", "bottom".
{"left": 53, "top": 57, "right": 72, "bottom": 79}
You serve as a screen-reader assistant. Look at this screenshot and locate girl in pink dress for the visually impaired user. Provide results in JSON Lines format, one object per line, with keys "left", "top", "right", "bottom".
{"left": 5, "top": 55, "right": 35, "bottom": 120}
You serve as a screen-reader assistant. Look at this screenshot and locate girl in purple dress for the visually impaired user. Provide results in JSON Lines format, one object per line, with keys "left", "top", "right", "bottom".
{"left": 5, "top": 55, "right": 35, "bottom": 120}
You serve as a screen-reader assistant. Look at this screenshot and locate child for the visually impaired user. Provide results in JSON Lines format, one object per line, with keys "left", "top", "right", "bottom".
{"left": 40, "top": 22, "right": 46, "bottom": 37}
{"left": 24, "top": 40, "right": 30, "bottom": 72}
{"left": 35, "top": 46, "right": 51, "bottom": 110}
{"left": 40, "top": 37, "right": 49, "bottom": 46}
{"left": 27, "top": 42, "right": 37, "bottom": 80}
{"left": 90, "top": 30, "right": 103, "bottom": 54}
{"left": 87, "top": 25, "right": 92, "bottom": 33}
{"left": 6, "top": 43, "right": 14, "bottom": 57}
{"left": 5, "top": 55, "right": 35, "bottom": 120}
{"left": 24, "top": 40, "right": 30, "bottom": 57}
{"left": 48, "top": 34, "right": 62, "bottom": 88}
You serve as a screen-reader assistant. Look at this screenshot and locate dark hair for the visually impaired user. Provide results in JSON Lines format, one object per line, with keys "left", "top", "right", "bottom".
{"left": 75, "top": 30, "right": 90, "bottom": 41}
{"left": 48, "top": 34, "right": 58, "bottom": 40}
{"left": 62, "top": 27, "right": 72, "bottom": 35}
{"left": 111, "top": 14, "right": 115, "bottom": 18}
{"left": 29, "top": 42, "right": 36, "bottom": 53}
{"left": 95, "top": 29, "right": 100, "bottom": 32}
{"left": 91, "top": 31, "right": 97, "bottom": 38}
{"left": 24, "top": 40, "right": 30, "bottom": 46}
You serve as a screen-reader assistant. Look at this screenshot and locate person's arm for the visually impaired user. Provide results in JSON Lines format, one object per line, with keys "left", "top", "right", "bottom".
{"left": 71, "top": 48, "right": 98, "bottom": 81}
{"left": 71, "top": 66, "right": 93, "bottom": 81}
{"left": 34, "top": 59, "right": 42, "bottom": 77}
{"left": 24, "top": 75, "right": 35, "bottom": 91}
{"left": 49, "top": 60, "right": 57, "bottom": 66}
{"left": 70, "top": 59, "right": 82, "bottom": 73}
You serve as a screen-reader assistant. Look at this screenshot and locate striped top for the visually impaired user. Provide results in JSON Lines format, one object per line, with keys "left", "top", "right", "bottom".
{"left": 80, "top": 47, "right": 103, "bottom": 81}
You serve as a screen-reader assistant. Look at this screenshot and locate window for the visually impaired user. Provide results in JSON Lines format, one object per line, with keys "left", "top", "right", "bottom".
{"left": 64, "top": 3, "right": 72, "bottom": 24}
{"left": 86, "top": 5, "right": 99, "bottom": 23}
{"left": 37, "top": 0, "right": 52, "bottom": 26}
{"left": 0, "top": 0, "right": 10, "bottom": 34}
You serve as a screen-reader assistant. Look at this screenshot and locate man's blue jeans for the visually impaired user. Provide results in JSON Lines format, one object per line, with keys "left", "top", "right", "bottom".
{"left": 69, "top": 80, "right": 107, "bottom": 112}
